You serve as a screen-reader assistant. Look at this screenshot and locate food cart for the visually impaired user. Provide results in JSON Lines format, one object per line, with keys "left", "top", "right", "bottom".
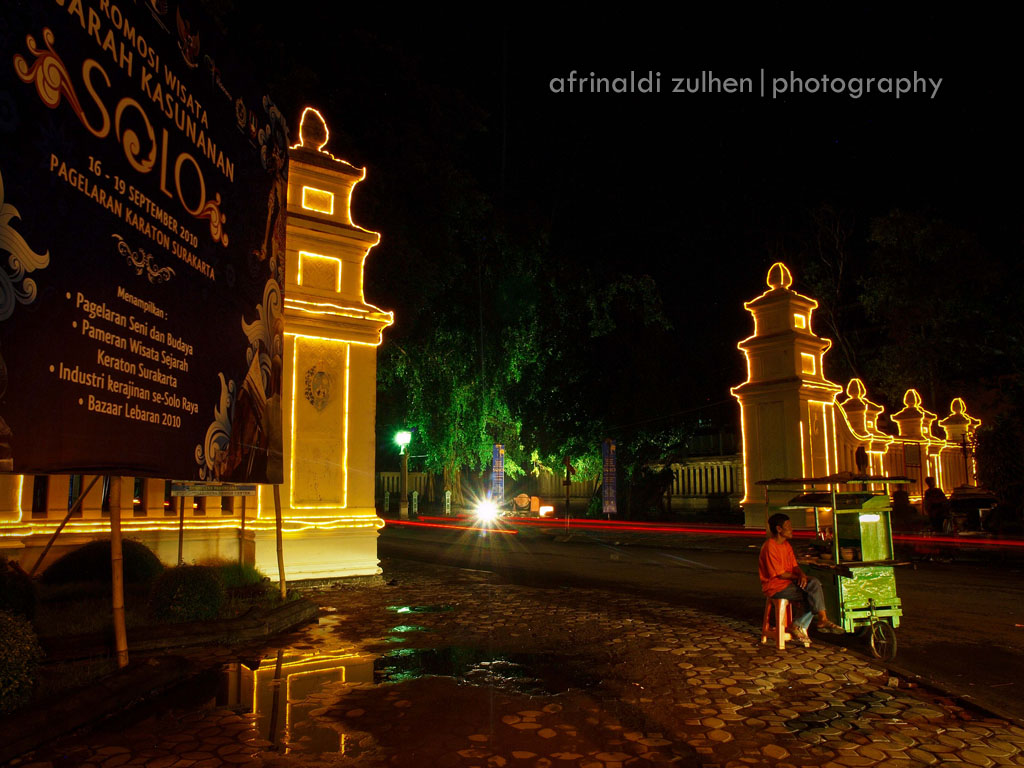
{"left": 759, "top": 474, "right": 912, "bottom": 660}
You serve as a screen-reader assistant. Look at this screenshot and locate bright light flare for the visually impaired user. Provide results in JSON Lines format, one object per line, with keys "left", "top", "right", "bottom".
{"left": 475, "top": 500, "right": 498, "bottom": 523}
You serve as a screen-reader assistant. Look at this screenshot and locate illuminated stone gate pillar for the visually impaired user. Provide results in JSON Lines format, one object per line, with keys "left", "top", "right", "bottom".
{"left": 254, "top": 109, "right": 393, "bottom": 579}
{"left": 731, "top": 263, "right": 841, "bottom": 529}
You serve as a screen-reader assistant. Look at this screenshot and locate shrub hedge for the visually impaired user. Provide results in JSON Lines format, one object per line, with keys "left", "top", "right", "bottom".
{"left": 0, "top": 610, "right": 44, "bottom": 714}
{"left": 147, "top": 565, "right": 225, "bottom": 623}
{"left": 217, "top": 561, "right": 269, "bottom": 590}
{"left": 0, "top": 555, "right": 36, "bottom": 619}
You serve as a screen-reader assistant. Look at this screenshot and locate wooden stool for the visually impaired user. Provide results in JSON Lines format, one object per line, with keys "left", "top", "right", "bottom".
{"left": 760, "top": 597, "right": 804, "bottom": 649}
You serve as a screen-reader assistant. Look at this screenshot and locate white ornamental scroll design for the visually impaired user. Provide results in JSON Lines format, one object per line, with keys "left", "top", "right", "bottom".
{"left": 0, "top": 166, "right": 50, "bottom": 321}
{"left": 113, "top": 234, "right": 174, "bottom": 284}
{"left": 194, "top": 373, "right": 235, "bottom": 480}
{"left": 240, "top": 279, "right": 282, "bottom": 399}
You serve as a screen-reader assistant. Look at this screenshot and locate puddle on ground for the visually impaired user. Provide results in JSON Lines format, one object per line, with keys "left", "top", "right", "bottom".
{"left": 210, "top": 644, "right": 596, "bottom": 756}
{"left": 219, "top": 649, "right": 377, "bottom": 756}
{"left": 389, "top": 624, "right": 426, "bottom": 633}
{"left": 373, "top": 647, "right": 598, "bottom": 696}
{"left": 387, "top": 604, "right": 454, "bottom": 614}
{"left": 383, "top": 623, "right": 426, "bottom": 643}
{"left": 783, "top": 694, "right": 881, "bottom": 735}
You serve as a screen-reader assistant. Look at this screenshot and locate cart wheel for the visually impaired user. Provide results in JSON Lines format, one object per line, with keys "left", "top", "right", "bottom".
{"left": 869, "top": 620, "right": 897, "bottom": 661}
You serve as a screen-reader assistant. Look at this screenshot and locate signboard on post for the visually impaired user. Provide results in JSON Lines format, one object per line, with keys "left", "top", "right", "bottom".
{"left": 0, "top": 1, "right": 287, "bottom": 482}
{"left": 602, "top": 439, "right": 617, "bottom": 517}
{"left": 492, "top": 444, "right": 504, "bottom": 505}
{"left": 171, "top": 482, "right": 257, "bottom": 497}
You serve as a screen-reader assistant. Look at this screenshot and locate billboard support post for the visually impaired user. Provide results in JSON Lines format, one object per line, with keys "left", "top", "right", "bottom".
{"left": 177, "top": 497, "right": 186, "bottom": 566}
{"left": 108, "top": 477, "right": 128, "bottom": 669}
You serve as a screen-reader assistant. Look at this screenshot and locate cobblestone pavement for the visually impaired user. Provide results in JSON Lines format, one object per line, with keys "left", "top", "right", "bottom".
{"left": 18, "top": 559, "right": 1024, "bottom": 768}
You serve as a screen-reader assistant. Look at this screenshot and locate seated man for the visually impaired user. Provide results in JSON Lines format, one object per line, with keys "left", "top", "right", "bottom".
{"left": 759, "top": 512, "right": 845, "bottom": 641}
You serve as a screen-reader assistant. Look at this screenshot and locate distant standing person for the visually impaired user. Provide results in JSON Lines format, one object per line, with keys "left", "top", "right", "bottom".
{"left": 923, "top": 477, "right": 949, "bottom": 532}
{"left": 759, "top": 513, "right": 845, "bottom": 643}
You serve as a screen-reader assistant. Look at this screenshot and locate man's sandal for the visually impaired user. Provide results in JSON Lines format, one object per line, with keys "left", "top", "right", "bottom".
{"left": 786, "top": 623, "right": 812, "bottom": 646}
{"left": 815, "top": 619, "right": 846, "bottom": 634}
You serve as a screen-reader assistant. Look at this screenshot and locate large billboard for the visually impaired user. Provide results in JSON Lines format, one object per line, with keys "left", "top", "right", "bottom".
{"left": 0, "top": 0, "right": 286, "bottom": 482}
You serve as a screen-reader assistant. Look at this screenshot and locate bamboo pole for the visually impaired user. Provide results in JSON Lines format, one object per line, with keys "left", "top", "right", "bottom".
{"left": 28, "top": 474, "right": 101, "bottom": 577}
{"left": 239, "top": 495, "right": 246, "bottom": 564}
{"left": 177, "top": 495, "right": 185, "bottom": 565}
{"left": 273, "top": 484, "right": 286, "bottom": 600}
{"left": 108, "top": 476, "right": 129, "bottom": 669}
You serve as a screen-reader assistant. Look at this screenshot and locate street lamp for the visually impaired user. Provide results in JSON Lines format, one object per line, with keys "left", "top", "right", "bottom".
{"left": 395, "top": 430, "right": 411, "bottom": 519}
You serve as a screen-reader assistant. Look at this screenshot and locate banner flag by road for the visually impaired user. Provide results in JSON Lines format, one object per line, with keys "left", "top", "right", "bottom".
{"left": 492, "top": 444, "right": 505, "bottom": 505}
{"left": 0, "top": 1, "right": 287, "bottom": 482}
{"left": 602, "top": 438, "right": 617, "bottom": 516}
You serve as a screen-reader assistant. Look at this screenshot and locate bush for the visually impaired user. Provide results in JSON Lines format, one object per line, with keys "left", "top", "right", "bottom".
{"left": 0, "top": 555, "right": 36, "bottom": 619}
{"left": 216, "top": 561, "right": 268, "bottom": 590}
{"left": 192, "top": 558, "right": 268, "bottom": 599}
{"left": 40, "top": 539, "right": 164, "bottom": 586}
{"left": 0, "top": 610, "right": 44, "bottom": 713}
{"left": 148, "top": 565, "right": 225, "bottom": 623}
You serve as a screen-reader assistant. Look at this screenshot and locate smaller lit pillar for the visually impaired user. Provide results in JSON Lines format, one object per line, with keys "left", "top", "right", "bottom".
{"left": 837, "top": 378, "right": 893, "bottom": 476}
{"left": 890, "top": 389, "right": 939, "bottom": 495}
{"left": 939, "top": 398, "right": 981, "bottom": 487}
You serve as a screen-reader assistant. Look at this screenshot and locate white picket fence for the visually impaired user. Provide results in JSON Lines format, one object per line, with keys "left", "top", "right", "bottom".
{"left": 376, "top": 454, "right": 743, "bottom": 506}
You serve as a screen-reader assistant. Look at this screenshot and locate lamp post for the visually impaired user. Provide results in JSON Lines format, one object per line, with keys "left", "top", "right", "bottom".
{"left": 395, "top": 430, "right": 411, "bottom": 519}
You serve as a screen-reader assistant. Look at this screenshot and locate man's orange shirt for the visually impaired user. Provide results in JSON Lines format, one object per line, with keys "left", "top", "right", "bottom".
{"left": 758, "top": 537, "right": 799, "bottom": 597}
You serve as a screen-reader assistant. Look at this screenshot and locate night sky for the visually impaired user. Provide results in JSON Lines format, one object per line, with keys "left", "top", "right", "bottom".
{"left": 223, "top": 11, "right": 1021, "bottom": 431}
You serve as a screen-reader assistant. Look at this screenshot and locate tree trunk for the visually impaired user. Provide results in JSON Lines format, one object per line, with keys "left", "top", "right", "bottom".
{"left": 444, "top": 462, "right": 464, "bottom": 506}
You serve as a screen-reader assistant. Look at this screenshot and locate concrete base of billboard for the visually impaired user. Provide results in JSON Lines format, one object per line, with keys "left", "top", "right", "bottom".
{"left": 253, "top": 524, "right": 381, "bottom": 580}
{"left": 15, "top": 528, "right": 257, "bottom": 575}
{"left": 141, "top": 528, "right": 256, "bottom": 568}
{"left": 11, "top": 523, "right": 380, "bottom": 581}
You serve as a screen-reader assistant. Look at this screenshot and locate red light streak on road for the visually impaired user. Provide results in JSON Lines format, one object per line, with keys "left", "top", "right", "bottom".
{"left": 514, "top": 520, "right": 772, "bottom": 536}
{"left": 412, "top": 516, "right": 1024, "bottom": 549}
{"left": 893, "top": 533, "right": 1024, "bottom": 549}
{"left": 415, "top": 515, "right": 774, "bottom": 537}
{"left": 385, "top": 519, "right": 518, "bottom": 535}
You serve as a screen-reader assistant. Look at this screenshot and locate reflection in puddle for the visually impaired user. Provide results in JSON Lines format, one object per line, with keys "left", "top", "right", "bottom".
{"left": 220, "top": 649, "right": 375, "bottom": 756}
{"left": 783, "top": 694, "right": 876, "bottom": 735}
{"left": 390, "top": 624, "right": 426, "bottom": 633}
{"left": 387, "top": 604, "right": 454, "bottom": 614}
{"left": 374, "top": 647, "right": 598, "bottom": 696}
{"left": 216, "top": 642, "right": 596, "bottom": 756}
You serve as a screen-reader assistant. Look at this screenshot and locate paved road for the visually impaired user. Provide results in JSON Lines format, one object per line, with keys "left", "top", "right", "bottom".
{"left": 25, "top": 558, "right": 1024, "bottom": 767}
{"left": 380, "top": 522, "right": 1024, "bottom": 722}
